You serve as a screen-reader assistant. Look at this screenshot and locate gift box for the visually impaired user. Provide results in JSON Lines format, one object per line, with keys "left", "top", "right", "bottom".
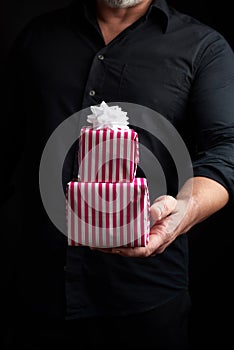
{"left": 66, "top": 178, "right": 150, "bottom": 248}
{"left": 77, "top": 127, "right": 139, "bottom": 182}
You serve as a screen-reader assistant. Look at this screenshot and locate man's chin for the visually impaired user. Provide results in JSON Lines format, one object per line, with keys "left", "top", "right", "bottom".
{"left": 102, "top": 0, "right": 144, "bottom": 9}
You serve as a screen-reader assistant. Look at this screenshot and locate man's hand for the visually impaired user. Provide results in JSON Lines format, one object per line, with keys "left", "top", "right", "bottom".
{"left": 90, "top": 176, "right": 229, "bottom": 257}
{"left": 90, "top": 194, "right": 183, "bottom": 257}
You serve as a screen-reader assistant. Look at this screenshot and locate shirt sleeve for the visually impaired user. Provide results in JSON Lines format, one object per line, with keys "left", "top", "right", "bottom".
{"left": 189, "top": 32, "right": 234, "bottom": 202}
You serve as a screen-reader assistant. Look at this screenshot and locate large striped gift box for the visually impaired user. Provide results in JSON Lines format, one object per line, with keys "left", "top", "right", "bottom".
{"left": 66, "top": 178, "right": 150, "bottom": 248}
{"left": 77, "top": 127, "right": 139, "bottom": 182}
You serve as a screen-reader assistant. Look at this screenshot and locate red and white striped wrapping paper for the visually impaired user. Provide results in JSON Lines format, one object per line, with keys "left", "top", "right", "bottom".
{"left": 66, "top": 178, "right": 150, "bottom": 248}
{"left": 78, "top": 127, "right": 139, "bottom": 182}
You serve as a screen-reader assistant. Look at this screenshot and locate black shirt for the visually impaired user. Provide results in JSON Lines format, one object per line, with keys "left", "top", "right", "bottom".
{"left": 2, "top": 0, "right": 234, "bottom": 320}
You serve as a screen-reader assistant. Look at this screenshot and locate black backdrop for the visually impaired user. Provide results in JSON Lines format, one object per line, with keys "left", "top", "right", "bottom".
{"left": 1, "top": 1, "right": 234, "bottom": 349}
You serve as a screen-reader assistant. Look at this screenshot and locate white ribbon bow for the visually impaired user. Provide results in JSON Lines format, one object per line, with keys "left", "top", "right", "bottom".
{"left": 87, "top": 101, "right": 129, "bottom": 129}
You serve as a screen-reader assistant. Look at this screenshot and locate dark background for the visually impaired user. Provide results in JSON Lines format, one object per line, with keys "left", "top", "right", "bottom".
{"left": 1, "top": 0, "right": 234, "bottom": 348}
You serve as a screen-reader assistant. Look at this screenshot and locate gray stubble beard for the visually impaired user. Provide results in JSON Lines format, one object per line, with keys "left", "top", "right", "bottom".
{"left": 103, "top": 0, "right": 144, "bottom": 8}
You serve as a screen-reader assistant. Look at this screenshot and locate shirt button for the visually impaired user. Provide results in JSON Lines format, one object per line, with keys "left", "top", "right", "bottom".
{"left": 98, "top": 54, "right": 104, "bottom": 60}
{"left": 89, "top": 90, "right": 96, "bottom": 96}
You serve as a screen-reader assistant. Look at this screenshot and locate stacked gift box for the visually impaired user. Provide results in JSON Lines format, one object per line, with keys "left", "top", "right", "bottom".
{"left": 66, "top": 102, "right": 150, "bottom": 248}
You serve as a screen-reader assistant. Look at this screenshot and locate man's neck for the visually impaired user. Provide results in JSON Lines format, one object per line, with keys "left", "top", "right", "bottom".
{"left": 96, "top": 0, "right": 152, "bottom": 44}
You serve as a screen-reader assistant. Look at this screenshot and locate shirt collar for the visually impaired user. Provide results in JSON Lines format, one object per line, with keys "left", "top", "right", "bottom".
{"left": 147, "top": 0, "right": 170, "bottom": 33}
{"left": 69, "top": 0, "right": 170, "bottom": 33}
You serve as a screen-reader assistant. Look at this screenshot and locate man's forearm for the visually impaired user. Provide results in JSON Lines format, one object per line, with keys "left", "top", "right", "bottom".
{"left": 175, "top": 176, "right": 229, "bottom": 234}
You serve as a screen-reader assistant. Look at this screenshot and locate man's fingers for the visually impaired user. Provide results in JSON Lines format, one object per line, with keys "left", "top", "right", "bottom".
{"left": 150, "top": 195, "right": 177, "bottom": 226}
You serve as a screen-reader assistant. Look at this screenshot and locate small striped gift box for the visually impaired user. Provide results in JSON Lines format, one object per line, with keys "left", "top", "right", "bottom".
{"left": 77, "top": 127, "right": 139, "bottom": 182}
{"left": 66, "top": 178, "right": 150, "bottom": 248}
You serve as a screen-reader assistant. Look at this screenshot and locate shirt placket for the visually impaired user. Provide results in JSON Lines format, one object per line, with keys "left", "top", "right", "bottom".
{"left": 82, "top": 49, "right": 107, "bottom": 108}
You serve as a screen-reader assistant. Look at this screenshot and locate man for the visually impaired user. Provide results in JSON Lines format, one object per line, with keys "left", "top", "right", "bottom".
{"left": 2, "top": 0, "right": 234, "bottom": 349}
